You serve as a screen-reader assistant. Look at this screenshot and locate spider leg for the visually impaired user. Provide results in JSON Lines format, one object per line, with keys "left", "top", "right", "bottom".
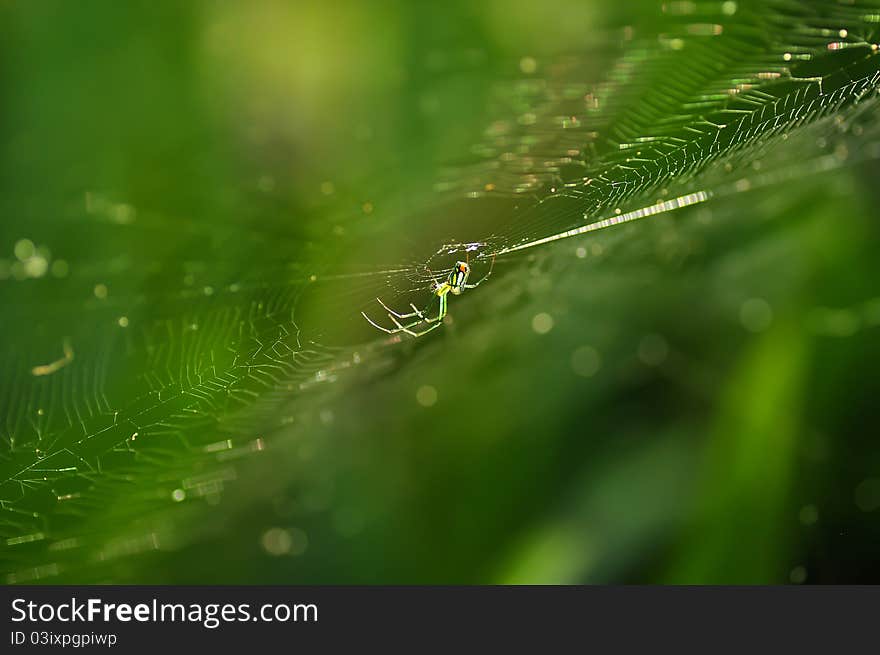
{"left": 425, "top": 265, "right": 442, "bottom": 291}
{"left": 419, "top": 298, "right": 444, "bottom": 324}
{"left": 388, "top": 313, "right": 423, "bottom": 331}
{"left": 386, "top": 306, "right": 443, "bottom": 332}
{"left": 362, "top": 311, "right": 431, "bottom": 335}
{"left": 464, "top": 253, "right": 496, "bottom": 289}
{"left": 361, "top": 311, "right": 398, "bottom": 334}
{"left": 397, "top": 320, "right": 445, "bottom": 338}
{"left": 375, "top": 296, "right": 425, "bottom": 320}
{"left": 380, "top": 296, "right": 442, "bottom": 324}
{"left": 362, "top": 292, "right": 447, "bottom": 338}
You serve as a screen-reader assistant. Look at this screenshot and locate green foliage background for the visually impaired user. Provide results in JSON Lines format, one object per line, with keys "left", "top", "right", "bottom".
{"left": 1, "top": 0, "right": 880, "bottom": 584}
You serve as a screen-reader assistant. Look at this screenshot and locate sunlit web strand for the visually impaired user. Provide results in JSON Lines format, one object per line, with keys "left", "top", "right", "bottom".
{"left": 493, "top": 191, "right": 712, "bottom": 256}
{"left": 312, "top": 266, "right": 417, "bottom": 282}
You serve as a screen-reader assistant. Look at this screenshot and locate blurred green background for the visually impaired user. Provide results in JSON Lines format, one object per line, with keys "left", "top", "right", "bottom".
{"left": 1, "top": 0, "right": 879, "bottom": 584}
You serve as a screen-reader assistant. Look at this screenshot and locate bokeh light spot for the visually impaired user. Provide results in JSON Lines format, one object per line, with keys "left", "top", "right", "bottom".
{"left": 798, "top": 504, "right": 819, "bottom": 526}
{"left": 855, "top": 478, "right": 880, "bottom": 512}
{"left": 416, "top": 385, "right": 438, "bottom": 407}
{"left": 519, "top": 56, "right": 537, "bottom": 74}
{"left": 638, "top": 334, "right": 669, "bottom": 366}
{"left": 571, "top": 346, "right": 601, "bottom": 377}
{"left": 739, "top": 298, "right": 772, "bottom": 332}
{"left": 531, "top": 312, "right": 554, "bottom": 334}
{"left": 789, "top": 566, "right": 807, "bottom": 584}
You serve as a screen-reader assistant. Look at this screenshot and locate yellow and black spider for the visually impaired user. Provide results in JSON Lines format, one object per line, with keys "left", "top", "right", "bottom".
{"left": 362, "top": 253, "right": 495, "bottom": 338}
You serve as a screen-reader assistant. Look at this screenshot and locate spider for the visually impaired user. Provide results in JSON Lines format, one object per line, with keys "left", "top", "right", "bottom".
{"left": 362, "top": 253, "right": 496, "bottom": 337}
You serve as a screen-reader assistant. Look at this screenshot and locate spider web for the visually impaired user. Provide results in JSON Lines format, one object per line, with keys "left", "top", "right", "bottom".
{"left": 3, "top": 0, "right": 880, "bottom": 582}
{"left": 301, "top": 0, "right": 880, "bottom": 339}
